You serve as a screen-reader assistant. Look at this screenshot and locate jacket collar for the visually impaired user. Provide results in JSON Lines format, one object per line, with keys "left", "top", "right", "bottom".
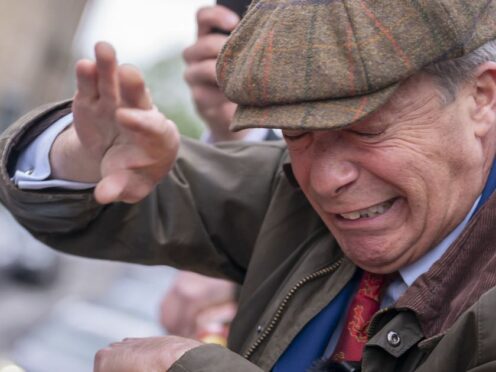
{"left": 395, "top": 191, "right": 496, "bottom": 338}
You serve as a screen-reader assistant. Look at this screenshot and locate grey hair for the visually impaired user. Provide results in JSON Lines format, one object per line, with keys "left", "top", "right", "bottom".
{"left": 422, "top": 39, "right": 496, "bottom": 104}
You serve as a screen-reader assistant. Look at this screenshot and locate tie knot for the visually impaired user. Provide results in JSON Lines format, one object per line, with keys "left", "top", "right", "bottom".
{"left": 358, "top": 272, "right": 387, "bottom": 302}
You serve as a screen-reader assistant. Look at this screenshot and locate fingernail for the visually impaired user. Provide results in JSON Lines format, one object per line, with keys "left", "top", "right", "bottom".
{"left": 227, "top": 14, "right": 240, "bottom": 27}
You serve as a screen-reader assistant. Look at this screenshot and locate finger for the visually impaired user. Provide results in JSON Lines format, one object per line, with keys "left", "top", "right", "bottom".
{"left": 94, "top": 347, "right": 113, "bottom": 372}
{"left": 191, "top": 85, "right": 237, "bottom": 129}
{"left": 118, "top": 64, "right": 153, "bottom": 110}
{"left": 96, "top": 172, "right": 163, "bottom": 206}
{"left": 197, "top": 6, "right": 239, "bottom": 37}
{"left": 184, "top": 59, "right": 218, "bottom": 86}
{"left": 196, "top": 302, "right": 238, "bottom": 327}
{"left": 108, "top": 341, "right": 125, "bottom": 347}
{"left": 75, "top": 59, "right": 98, "bottom": 100}
{"left": 95, "top": 41, "right": 119, "bottom": 102}
{"left": 183, "top": 34, "right": 228, "bottom": 64}
{"left": 191, "top": 85, "right": 232, "bottom": 112}
{"left": 202, "top": 101, "right": 237, "bottom": 130}
{"left": 115, "top": 108, "right": 178, "bottom": 149}
{"left": 94, "top": 171, "right": 128, "bottom": 204}
{"left": 96, "top": 171, "right": 153, "bottom": 204}
{"left": 169, "top": 308, "right": 196, "bottom": 338}
{"left": 161, "top": 295, "right": 196, "bottom": 337}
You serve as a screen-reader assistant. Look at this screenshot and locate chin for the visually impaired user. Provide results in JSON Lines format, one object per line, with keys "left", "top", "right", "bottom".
{"left": 341, "top": 240, "right": 404, "bottom": 273}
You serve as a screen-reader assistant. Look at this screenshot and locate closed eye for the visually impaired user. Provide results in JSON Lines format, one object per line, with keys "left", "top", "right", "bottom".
{"left": 282, "top": 131, "right": 309, "bottom": 141}
{"left": 346, "top": 129, "right": 384, "bottom": 138}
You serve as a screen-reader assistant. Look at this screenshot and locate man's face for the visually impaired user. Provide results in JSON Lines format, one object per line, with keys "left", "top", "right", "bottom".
{"left": 284, "top": 75, "right": 489, "bottom": 273}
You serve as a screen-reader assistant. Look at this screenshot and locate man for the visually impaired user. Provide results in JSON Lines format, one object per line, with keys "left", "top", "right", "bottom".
{"left": 2, "top": 1, "right": 496, "bottom": 371}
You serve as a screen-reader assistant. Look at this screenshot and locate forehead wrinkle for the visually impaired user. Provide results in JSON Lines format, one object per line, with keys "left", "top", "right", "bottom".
{"left": 394, "top": 94, "right": 442, "bottom": 124}
{"left": 377, "top": 83, "right": 445, "bottom": 130}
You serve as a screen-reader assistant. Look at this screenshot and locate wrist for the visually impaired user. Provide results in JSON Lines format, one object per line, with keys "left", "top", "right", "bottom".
{"left": 162, "top": 337, "right": 203, "bottom": 370}
{"left": 49, "top": 124, "right": 101, "bottom": 182}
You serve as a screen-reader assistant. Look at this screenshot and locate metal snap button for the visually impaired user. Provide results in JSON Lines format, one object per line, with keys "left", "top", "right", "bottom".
{"left": 387, "top": 331, "right": 401, "bottom": 347}
{"left": 256, "top": 325, "right": 264, "bottom": 334}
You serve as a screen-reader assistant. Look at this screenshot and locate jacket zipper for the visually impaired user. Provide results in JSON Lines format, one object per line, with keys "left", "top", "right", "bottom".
{"left": 367, "top": 307, "right": 391, "bottom": 338}
{"left": 243, "top": 257, "right": 344, "bottom": 360}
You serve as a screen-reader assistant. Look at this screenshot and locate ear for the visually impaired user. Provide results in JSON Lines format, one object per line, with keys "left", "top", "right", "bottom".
{"left": 470, "top": 62, "right": 496, "bottom": 138}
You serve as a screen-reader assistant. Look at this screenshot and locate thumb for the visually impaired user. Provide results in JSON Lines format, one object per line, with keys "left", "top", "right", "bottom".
{"left": 94, "top": 172, "right": 128, "bottom": 204}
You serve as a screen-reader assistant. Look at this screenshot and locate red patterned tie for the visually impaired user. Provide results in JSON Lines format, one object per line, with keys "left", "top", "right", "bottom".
{"left": 331, "top": 271, "right": 386, "bottom": 362}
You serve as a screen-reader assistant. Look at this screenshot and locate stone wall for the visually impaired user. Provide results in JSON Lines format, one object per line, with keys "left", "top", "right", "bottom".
{"left": 0, "top": 0, "right": 88, "bottom": 130}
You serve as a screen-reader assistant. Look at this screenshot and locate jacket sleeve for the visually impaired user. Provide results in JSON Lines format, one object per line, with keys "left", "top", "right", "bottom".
{"left": 0, "top": 102, "right": 288, "bottom": 283}
{"left": 170, "top": 344, "right": 264, "bottom": 372}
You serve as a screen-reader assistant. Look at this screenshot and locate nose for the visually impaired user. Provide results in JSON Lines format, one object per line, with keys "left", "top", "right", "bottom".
{"left": 309, "top": 135, "right": 359, "bottom": 198}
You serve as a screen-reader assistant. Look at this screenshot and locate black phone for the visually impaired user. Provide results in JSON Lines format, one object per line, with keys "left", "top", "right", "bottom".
{"left": 216, "top": 0, "right": 251, "bottom": 18}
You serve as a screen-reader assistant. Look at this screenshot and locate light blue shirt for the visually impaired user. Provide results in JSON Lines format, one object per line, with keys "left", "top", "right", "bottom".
{"left": 13, "top": 113, "right": 94, "bottom": 190}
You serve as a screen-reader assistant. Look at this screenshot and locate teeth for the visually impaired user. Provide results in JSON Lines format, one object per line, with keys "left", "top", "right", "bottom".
{"left": 341, "top": 211, "right": 361, "bottom": 220}
{"left": 340, "top": 200, "right": 394, "bottom": 221}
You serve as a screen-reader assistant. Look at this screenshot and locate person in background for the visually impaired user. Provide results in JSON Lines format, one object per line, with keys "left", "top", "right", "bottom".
{"left": 160, "top": 271, "right": 237, "bottom": 343}
{"left": 160, "top": 3, "right": 279, "bottom": 344}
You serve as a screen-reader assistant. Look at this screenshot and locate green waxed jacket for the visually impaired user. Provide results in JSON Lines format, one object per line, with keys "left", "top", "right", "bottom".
{"left": 1, "top": 101, "right": 496, "bottom": 372}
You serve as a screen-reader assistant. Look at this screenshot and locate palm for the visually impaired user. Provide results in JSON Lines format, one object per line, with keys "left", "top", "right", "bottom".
{"left": 70, "top": 42, "right": 179, "bottom": 204}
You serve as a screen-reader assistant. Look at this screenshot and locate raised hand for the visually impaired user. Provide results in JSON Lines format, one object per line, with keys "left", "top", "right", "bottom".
{"left": 50, "top": 42, "right": 179, "bottom": 204}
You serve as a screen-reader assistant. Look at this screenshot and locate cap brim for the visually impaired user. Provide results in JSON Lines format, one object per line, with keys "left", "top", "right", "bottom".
{"left": 230, "top": 83, "right": 399, "bottom": 131}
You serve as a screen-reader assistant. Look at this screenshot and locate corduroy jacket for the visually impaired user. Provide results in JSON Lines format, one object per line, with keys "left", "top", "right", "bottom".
{"left": 1, "top": 101, "right": 496, "bottom": 372}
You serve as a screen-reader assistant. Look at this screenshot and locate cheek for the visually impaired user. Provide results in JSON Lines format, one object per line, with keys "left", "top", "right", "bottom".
{"left": 288, "top": 153, "right": 312, "bottom": 189}
{"left": 366, "top": 144, "right": 434, "bottom": 189}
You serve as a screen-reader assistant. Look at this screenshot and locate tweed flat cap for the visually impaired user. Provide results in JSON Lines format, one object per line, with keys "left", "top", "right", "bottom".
{"left": 217, "top": 0, "right": 496, "bottom": 130}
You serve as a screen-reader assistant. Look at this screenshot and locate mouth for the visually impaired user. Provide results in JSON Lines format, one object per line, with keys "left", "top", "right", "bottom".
{"left": 338, "top": 198, "right": 397, "bottom": 221}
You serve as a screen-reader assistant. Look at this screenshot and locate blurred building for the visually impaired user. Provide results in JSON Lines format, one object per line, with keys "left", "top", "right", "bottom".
{"left": 0, "top": 0, "right": 89, "bottom": 130}
{"left": 0, "top": 2, "right": 196, "bottom": 370}
{"left": 0, "top": 2, "right": 217, "bottom": 370}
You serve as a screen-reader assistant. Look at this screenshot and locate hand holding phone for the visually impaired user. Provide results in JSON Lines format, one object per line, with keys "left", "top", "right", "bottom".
{"left": 216, "top": 0, "right": 251, "bottom": 18}
{"left": 214, "top": 0, "right": 251, "bottom": 34}
{"left": 183, "top": 5, "right": 243, "bottom": 140}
